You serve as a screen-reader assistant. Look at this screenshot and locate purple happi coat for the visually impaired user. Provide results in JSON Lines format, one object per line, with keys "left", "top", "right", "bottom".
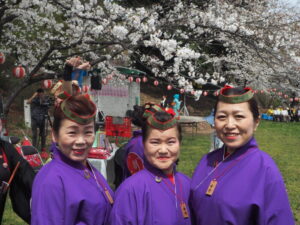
{"left": 31, "top": 144, "right": 114, "bottom": 225}
{"left": 123, "top": 130, "right": 145, "bottom": 178}
{"left": 190, "top": 137, "right": 294, "bottom": 225}
{"left": 109, "top": 162, "right": 192, "bottom": 225}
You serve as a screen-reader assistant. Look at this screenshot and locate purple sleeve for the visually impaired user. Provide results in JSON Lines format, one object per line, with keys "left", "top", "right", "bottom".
{"left": 109, "top": 181, "right": 150, "bottom": 225}
{"left": 262, "top": 169, "right": 295, "bottom": 225}
{"left": 31, "top": 174, "right": 65, "bottom": 225}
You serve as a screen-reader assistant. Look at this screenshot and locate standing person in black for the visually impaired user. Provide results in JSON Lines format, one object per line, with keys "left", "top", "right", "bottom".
{"left": 0, "top": 118, "right": 35, "bottom": 224}
{"left": 27, "top": 88, "right": 49, "bottom": 159}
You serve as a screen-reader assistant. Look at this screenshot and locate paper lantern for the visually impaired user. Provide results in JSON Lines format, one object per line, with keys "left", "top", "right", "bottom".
{"left": 214, "top": 91, "right": 219, "bottom": 96}
{"left": 203, "top": 91, "right": 208, "bottom": 96}
{"left": 295, "top": 97, "right": 299, "bottom": 101}
{"left": 278, "top": 92, "right": 282, "bottom": 96}
{"left": 154, "top": 80, "right": 159, "bottom": 86}
{"left": 273, "top": 88, "right": 276, "bottom": 92}
{"left": 135, "top": 78, "right": 141, "bottom": 83}
{"left": 107, "top": 74, "right": 113, "bottom": 80}
{"left": 12, "top": 66, "right": 26, "bottom": 78}
{"left": 284, "top": 94, "right": 288, "bottom": 99}
{"left": 82, "top": 85, "right": 89, "bottom": 93}
{"left": 167, "top": 85, "right": 172, "bottom": 90}
{"left": 254, "top": 90, "right": 258, "bottom": 94}
{"left": 0, "top": 52, "right": 5, "bottom": 64}
{"left": 142, "top": 76, "right": 148, "bottom": 83}
{"left": 260, "top": 90, "right": 264, "bottom": 94}
{"left": 102, "top": 78, "right": 108, "bottom": 85}
{"left": 289, "top": 98, "right": 293, "bottom": 102}
{"left": 128, "top": 76, "right": 134, "bottom": 82}
{"left": 42, "top": 80, "right": 53, "bottom": 89}
{"left": 180, "top": 88, "right": 185, "bottom": 94}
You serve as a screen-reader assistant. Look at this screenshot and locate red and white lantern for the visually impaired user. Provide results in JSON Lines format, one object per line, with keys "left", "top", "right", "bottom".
{"left": 254, "top": 90, "right": 258, "bottom": 94}
{"left": 260, "top": 90, "right": 264, "bottom": 94}
{"left": 82, "top": 85, "right": 89, "bottom": 93}
{"left": 180, "top": 88, "right": 185, "bottom": 94}
{"left": 135, "top": 78, "right": 141, "bottom": 83}
{"left": 167, "top": 85, "right": 172, "bottom": 90}
{"left": 0, "top": 52, "right": 5, "bottom": 64}
{"left": 102, "top": 78, "right": 108, "bottom": 85}
{"left": 12, "top": 66, "right": 26, "bottom": 78}
{"left": 42, "top": 79, "right": 53, "bottom": 89}
{"left": 284, "top": 94, "right": 288, "bottom": 99}
{"left": 128, "top": 76, "right": 134, "bottom": 82}
{"left": 289, "top": 98, "right": 293, "bottom": 102}
{"left": 214, "top": 91, "right": 219, "bottom": 96}
{"left": 203, "top": 91, "right": 208, "bottom": 96}
{"left": 273, "top": 88, "right": 277, "bottom": 92}
{"left": 107, "top": 74, "right": 113, "bottom": 80}
{"left": 142, "top": 76, "right": 148, "bottom": 83}
{"left": 154, "top": 80, "right": 159, "bottom": 86}
{"left": 295, "top": 97, "right": 299, "bottom": 101}
{"left": 278, "top": 92, "right": 282, "bottom": 96}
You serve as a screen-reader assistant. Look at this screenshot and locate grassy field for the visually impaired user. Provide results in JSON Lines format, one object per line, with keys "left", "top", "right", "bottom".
{"left": 2, "top": 120, "right": 300, "bottom": 224}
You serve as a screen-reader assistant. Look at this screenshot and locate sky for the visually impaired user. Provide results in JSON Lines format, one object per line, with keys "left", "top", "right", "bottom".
{"left": 281, "top": 0, "right": 300, "bottom": 6}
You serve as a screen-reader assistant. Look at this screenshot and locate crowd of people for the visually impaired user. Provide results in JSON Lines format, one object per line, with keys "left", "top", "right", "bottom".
{"left": 0, "top": 57, "right": 296, "bottom": 224}
{"left": 265, "top": 106, "right": 300, "bottom": 122}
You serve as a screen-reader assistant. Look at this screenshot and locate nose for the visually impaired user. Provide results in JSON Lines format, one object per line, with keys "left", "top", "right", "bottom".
{"left": 75, "top": 135, "right": 86, "bottom": 145}
{"left": 158, "top": 144, "right": 168, "bottom": 154}
{"left": 225, "top": 117, "right": 236, "bottom": 129}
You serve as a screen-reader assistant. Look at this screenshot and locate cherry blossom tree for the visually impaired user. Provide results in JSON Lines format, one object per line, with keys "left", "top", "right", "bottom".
{"left": 0, "top": 0, "right": 300, "bottom": 115}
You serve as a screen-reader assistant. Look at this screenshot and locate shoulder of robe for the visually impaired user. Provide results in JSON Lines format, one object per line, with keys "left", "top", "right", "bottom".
{"left": 176, "top": 172, "right": 191, "bottom": 182}
{"left": 116, "top": 170, "right": 149, "bottom": 193}
{"left": 248, "top": 149, "right": 284, "bottom": 183}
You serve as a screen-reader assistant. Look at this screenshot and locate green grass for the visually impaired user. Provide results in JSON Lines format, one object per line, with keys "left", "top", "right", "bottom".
{"left": 3, "top": 120, "right": 300, "bottom": 224}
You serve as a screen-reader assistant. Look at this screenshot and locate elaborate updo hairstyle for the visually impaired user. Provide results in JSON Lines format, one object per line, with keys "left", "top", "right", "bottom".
{"left": 214, "top": 86, "right": 259, "bottom": 120}
{"left": 52, "top": 94, "right": 96, "bottom": 135}
{"left": 142, "top": 111, "right": 182, "bottom": 143}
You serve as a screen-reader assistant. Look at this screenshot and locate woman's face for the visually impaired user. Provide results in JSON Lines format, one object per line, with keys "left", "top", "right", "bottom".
{"left": 144, "top": 127, "right": 180, "bottom": 175}
{"left": 214, "top": 101, "right": 259, "bottom": 153}
{"left": 52, "top": 119, "right": 95, "bottom": 165}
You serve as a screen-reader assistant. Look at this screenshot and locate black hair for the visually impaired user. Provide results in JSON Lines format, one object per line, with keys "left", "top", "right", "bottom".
{"left": 214, "top": 86, "right": 259, "bottom": 120}
{"left": 37, "top": 88, "right": 44, "bottom": 93}
{"left": 142, "top": 111, "right": 182, "bottom": 142}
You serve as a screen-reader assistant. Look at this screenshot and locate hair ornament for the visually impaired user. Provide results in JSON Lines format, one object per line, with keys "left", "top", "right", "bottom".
{"left": 60, "top": 97, "right": 97, "bottom": 124}
{"left": 146, "top": 113, "right": 178, "bottom": 131}
{"left": 219, "top": 85, "right": 254, "bottom": 103}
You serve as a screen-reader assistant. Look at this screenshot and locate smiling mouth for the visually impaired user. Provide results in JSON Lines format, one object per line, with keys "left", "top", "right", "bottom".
{"left": 73, "top": 149, "right": 85, "bottom": 155}
{"left": 224, "top": 133, "right": 239, "bottom": 140}
{"left": 157, "top": 157, "right": 170, "bottom": 161}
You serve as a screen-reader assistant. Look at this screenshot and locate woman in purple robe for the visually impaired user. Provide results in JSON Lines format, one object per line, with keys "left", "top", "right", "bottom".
{"left": 189, "top": 86, "right": 294, "bottom": 225}
{"left": 31, "top": 94, "right": 114, "bottom": 225}
{"left": 109, "top": 107, "right": 191, "bottom": 225}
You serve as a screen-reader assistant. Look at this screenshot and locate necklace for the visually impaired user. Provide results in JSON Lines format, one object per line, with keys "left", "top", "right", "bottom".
{"left": 149, "top": 170, "right": 189, "bottom": 219}
{"left": 195, "top": 147, "right": 256, "bottom": 196}
{"left": 87, "top": 161, "right": 114, "bottom": 204}
{"left": 206, "top": 148, "right": 256, "bottom": 196}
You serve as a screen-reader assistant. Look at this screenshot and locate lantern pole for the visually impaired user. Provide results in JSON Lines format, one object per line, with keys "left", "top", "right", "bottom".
{"left": 180, "top": 93, "right": 189, "bottom": 116}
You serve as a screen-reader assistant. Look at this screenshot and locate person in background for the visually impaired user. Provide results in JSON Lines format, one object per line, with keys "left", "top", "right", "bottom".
{"left": 27, "top": 88, "right": 50, "bottom": 159}
{"left": 160, "top": 95, "right": 167, "bottom": 108}
{"left": 172, "top": 94, "right": 181, "bottom": 117}
{"left": 189, "top": 86, "right": 294, "bottom": 225}
{"left": 109, "top": 109, "right": 191, "bottom": 225}
{"left": 0, "top": 118, "right": 35, "bottom": 224}
{"left": 31, "top": 94, "right": 113, "bottom": 225}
